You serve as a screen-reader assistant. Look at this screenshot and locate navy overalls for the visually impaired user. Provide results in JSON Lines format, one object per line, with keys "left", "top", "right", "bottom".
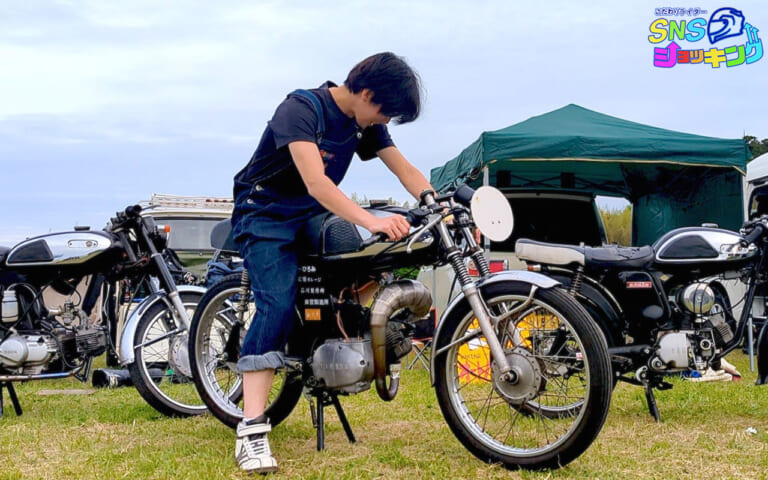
{"left": 231, "top": 88, "right": 362, "bottom": 373}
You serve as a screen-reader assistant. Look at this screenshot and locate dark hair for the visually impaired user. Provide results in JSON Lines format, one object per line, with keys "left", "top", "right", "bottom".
{"left": 344, "top": 52, "right": 422, "bottom": 124}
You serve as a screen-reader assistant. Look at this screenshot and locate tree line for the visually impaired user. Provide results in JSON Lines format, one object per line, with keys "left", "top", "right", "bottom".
{"left": 746, "top": 135, "right": 768, "bottom": 158}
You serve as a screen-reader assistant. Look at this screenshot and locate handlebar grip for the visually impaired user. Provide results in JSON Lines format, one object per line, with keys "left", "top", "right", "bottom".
{"left": 453, "top": 184, "right": 475, "bottom": 207}
{"left": 419, "top": 189, "right": 437, "bottom": 206}
{"left": 125, "top": 204, "right": 142, "bottom": 217}
{"left": 743, "top": 223, "right": 765, "bottom": 246}
{"left": 359, "top": 232, "right": 387, "bottom": 250}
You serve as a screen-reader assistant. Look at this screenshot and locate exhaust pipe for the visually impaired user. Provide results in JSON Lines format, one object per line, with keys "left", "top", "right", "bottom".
{"left": 92, "top": 368, "right": 165, "bottom": 388}
{"left": 370, "top": 280, "right": 432, "bottom": 401}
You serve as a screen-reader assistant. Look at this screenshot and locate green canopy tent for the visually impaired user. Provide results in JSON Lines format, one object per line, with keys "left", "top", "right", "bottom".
{"left": 430, "top": 104, "right": 751, "bottom": 245}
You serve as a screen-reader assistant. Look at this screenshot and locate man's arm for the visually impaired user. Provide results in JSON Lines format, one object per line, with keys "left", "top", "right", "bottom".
{"left": 289, "top": 141, "right": 411, "bottom": 240}
{"left": 377, "top": 146, "right": 434, "bottom": 200}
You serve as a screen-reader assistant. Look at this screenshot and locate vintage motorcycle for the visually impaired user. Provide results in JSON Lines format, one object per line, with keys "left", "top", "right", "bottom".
{"left": 188, "top": 186, "right": 613, "bottom": 470}
{"left": 515, "top": 216, "right": 768, "bottom": 420}
{"left": 0, "top": 205, "right": 206, "bottom": 418}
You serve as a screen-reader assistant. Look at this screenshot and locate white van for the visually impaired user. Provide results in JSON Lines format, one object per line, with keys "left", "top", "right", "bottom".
{"left": 746, "top": 153, "right": 768, "bottom": 219}
{"left": 139, "top": 193, "right": 233, "bottom": 280}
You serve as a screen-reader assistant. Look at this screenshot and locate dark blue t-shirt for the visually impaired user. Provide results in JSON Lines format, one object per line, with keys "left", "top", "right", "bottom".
{"left": 234, "top": 82, "right": 394, "bottom": 196}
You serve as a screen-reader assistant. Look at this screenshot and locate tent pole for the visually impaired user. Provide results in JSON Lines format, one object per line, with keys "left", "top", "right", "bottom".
{"left": 483, "top": 166, "right": 491, "bottom": 260}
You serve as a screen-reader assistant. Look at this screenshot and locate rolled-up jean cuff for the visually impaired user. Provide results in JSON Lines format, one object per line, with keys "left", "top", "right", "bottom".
{"left": 237, "top": 352, "right": 286, "bottom": 373}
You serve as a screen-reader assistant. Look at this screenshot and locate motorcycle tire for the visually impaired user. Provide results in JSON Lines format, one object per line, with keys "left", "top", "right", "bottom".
{"left": 128, "top": 291, "right": 208, "bottom": 417}
{"left": 188, "top": 274, "right": 303, "bottom": 429}
{"left": 433, "top": 280, "right": 612, "bottom": 470}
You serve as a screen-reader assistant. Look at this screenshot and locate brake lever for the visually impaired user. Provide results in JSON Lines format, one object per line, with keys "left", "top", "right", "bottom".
{"left": 406, "top": 214, "right": 443, "bottom": 253}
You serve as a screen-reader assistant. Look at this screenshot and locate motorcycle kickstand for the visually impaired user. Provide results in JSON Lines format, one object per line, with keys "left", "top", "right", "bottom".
{"left": 635, "top": 367, "right": 661, "bottom": 422}
{"left": 330, "top": 393, "right": 356, "bottom": 445}
{"left": 640, "top": 379, "right": 661, "bottom": 422}
{"left": 0, "top": 381, "right": 23, "bottom": 417}
{"left": 310, "top": 391, "right": 356, "bottom": 451}
{"left": 643, "top": 382, "right": 661, "bottom": 422}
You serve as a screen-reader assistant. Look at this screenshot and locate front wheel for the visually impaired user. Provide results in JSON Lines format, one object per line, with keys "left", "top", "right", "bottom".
{"left": 188, "top": 274, "right": 303, "bottom": 429}
{"left": 433, "top": 281, "right": 612, "bottom": 470}
{"left": 128, "top": 291, "right": 207, "bottom": 417}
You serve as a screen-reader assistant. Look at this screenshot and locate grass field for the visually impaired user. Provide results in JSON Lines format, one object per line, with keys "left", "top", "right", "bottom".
{"left": 1, "top": 352, "right": 768, "bottom": 480}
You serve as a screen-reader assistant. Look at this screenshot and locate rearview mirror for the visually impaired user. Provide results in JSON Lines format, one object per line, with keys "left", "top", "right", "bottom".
{"left": 470, "top": 186, "right": 514, "bottom": 242}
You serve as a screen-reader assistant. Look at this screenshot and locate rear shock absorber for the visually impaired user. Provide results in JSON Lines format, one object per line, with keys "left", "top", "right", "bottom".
{"left": 236, "top": 269, "right": 251, "bottom": 325}
{"left": 570, "top": 265, "right": 585, "bottom": 295}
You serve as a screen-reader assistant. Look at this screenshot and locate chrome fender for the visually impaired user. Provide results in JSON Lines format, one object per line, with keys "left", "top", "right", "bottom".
{"left": 429, "top": 271, "right": 560, "bottom": 384}
{"left": 119, "top": 285, "right": 206, "bottom": 365}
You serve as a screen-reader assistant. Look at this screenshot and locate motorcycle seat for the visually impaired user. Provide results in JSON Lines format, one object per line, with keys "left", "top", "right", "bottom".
{"left": 583, "top": 244, "right": 655, "bottom": 269}
{"left": 515, "top": 239, "right": 586, "bottom": 266}
{"left": 210, "top": 220, "right": 237, "bottom": 253}
{"left": 0, "top": 246, "right": 9, "bottom": 264}
{"left": 515, "top": 239, "right": 655, "bottom": 269}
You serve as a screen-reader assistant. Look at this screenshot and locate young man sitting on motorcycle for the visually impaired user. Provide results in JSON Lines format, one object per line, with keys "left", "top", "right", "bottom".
{"left": 230, "top": 52, "right": 433, "bottom": 473}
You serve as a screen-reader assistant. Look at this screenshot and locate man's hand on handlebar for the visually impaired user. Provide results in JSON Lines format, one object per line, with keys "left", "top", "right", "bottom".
{"left": 365, "top": 214, "right": 411, "bottom": 242}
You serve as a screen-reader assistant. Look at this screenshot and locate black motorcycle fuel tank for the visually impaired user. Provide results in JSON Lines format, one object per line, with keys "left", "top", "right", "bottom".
{"left": 652, "top": 227, "right": 757, "bottom": 272}
{"left": 301, "top": 205, "right": 436, "bottom": 270}
{"left": 4, "top": 231, "right": 114, "bottom": 267}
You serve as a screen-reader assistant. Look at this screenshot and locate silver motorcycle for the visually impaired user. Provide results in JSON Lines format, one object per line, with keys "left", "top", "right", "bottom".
{"left": 0, "top": 205, "right": 206, "bottom": 418}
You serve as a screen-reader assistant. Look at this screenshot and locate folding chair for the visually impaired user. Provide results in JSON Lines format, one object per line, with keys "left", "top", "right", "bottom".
{"left": 408, "top": 308, "right": 437, "bottom": 370}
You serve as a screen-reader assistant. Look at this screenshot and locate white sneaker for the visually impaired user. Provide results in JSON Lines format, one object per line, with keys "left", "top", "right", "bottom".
{"left": 235, "top": 418, "right": 278, "bottom": 473}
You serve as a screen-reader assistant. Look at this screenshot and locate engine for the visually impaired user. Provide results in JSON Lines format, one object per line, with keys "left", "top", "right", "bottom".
{"left": 309, "top": 320, "right": 414, "bottom": 394}
{"left": 0, "top": 334, "right": 59, "bottom": 374}
{"left": 649, "top": 281, "right": 735, "bottom": 373}
{"left": 1, "top": 284, "right": 108, "bottom": 376}
{"left": 310, "top": 338, "right": 374, "bottom": 393}
{"left": 649, "top": 330, "right": 718, "bottom": 372}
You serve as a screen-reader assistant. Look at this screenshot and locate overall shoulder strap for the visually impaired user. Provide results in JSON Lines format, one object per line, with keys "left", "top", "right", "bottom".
{"left": 289, "top": 89, "right": 324, "bottom": 142}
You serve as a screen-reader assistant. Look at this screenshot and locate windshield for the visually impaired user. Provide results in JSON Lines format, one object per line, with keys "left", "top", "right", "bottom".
{"left": 151, "top": 217, "right": 225, "bottom": 251}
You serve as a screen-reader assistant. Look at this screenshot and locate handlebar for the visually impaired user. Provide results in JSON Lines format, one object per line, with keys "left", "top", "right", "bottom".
{"left": 358, "top": 185, "right": 477, "bottom": 252}
{"left": 357, "top": 211, "right": 426, "bottom": 251}
{"left": 125, "top": 204, "right": 142, "bottom": 217}
{"left": 742, "top": 222, "right": 766, "bottom": 246}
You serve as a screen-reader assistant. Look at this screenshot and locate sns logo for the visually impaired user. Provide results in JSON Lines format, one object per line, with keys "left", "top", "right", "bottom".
{"left": 708, "top": 7, "right": 745, "bottom": 43}
{"left": 648, "top": 7, "right": 762, "bottom": 68}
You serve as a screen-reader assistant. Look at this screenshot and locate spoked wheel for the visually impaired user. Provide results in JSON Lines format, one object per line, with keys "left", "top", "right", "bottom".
{"left": 433, "top": 281, "right": 612, "bottom": 470}
{"left": 189, "top": 274, "right": 303, "bottom": 429}
{"left": 128, "top": 291, "right": 207, "bottom": 417}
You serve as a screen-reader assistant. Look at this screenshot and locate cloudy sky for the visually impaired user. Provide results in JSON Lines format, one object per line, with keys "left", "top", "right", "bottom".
{"left": 1, "top": 1, "right": 766, "bottom": 245}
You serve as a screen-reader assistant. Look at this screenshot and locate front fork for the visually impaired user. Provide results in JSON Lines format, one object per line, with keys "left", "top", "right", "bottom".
{"left": 429, "top": 202, "right": 514, "bottom": 376}
{"left": 133, "top": 227, "right": 193, "bottom": 331}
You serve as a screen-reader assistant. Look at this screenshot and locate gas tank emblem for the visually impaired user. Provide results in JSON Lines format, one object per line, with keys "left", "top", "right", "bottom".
{"left": 67, "top": 239, "right": 99, "bottom": 249}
